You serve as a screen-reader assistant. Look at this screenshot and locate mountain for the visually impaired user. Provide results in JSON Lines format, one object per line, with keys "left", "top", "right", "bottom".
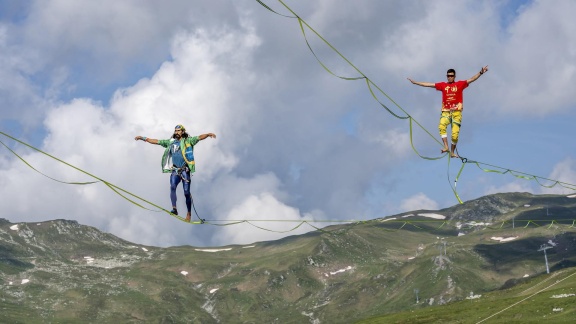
{"left": 1, "top": 192, "right": 576, "bottom": 323}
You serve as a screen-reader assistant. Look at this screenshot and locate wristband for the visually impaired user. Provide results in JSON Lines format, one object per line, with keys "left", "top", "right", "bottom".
{"left": 141, "top": 137, "right": 147, "bottom": 141}
{"left": 480, "top": 70, "right": 484, "bottom": 75}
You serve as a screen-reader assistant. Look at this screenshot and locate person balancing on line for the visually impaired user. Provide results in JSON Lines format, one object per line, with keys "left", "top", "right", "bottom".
{"left": 407, "top": 66, "right": 488, "bottom": 158}
{"left": 135, "top": 124, "right": 216, "bottom": 222}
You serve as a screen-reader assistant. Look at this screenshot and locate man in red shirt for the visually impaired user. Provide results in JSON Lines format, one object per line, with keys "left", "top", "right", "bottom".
{"left": 408, "top": 66, "right": 488, "bottom": 158}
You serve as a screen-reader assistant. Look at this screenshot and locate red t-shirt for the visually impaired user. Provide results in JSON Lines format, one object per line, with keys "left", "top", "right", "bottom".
{"left": 435, "top": 80, "right": 469, "bottom": 111}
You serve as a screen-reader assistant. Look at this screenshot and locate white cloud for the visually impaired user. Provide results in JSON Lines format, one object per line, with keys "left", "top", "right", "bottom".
{"left": 497, "top": 0, "right": 576, "bottom": 114}
{"left": 0, "top": 26, "right": 47, "bottom": 126}
{"left": 483, "top": 181, "right": 533, "bottom": 196}
{"left": 217, "top": 192, "right": 324, "bottom": 245}
{"left": 19, "top": 0, "right": 208, "bottom": 75}
{"left": 400, "top": 193, "right": 439, "bottom": 212}
{"left": 362, "top": 126, "right": 412, "bottom": 158}
{"left": 379, "top": 1, "right": 497, "bottom": 76}
{"left": 543, "top": 158, "right": 576, "bottom": 194}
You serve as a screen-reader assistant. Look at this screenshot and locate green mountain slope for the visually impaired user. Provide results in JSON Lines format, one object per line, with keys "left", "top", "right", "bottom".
{"left": 357, "top": 267, "right": 576, "bottom": 323}
{"left": 1, "top": 192, "right": 575, "bottom": 323}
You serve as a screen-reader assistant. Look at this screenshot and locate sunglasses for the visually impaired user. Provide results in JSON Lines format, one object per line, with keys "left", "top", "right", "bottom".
{"left": 447, "top": 74, "right": 455, "bottom": 77}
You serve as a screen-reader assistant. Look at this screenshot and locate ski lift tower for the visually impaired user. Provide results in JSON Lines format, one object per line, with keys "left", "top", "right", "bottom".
{"left": 538, "top": 244, "right": 553, "bottom": 274}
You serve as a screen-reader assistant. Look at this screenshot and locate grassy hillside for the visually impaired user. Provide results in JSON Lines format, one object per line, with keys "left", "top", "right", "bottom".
{"left": 1, "top": 192, "right": 576, "bottom": 323}
{"left": 357, "top": 267, "right": 576, "bottom": 323}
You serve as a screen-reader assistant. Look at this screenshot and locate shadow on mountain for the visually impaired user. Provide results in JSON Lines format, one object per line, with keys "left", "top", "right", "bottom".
{"left": 0, "top": 245, "right": 34, "bottom": 275}
{"left": 475, "top": 232, "right": 576, "bottom": 272}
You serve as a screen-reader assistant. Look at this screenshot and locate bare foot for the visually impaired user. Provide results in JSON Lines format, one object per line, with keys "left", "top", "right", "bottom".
{"left": 451, "top": 153, "right": 460, "bottom": 158}
{"left": 185, "top": 213, "right": 191, "bottom": 222}
{"left": 441, "top": 147, "right": 449, "bottom": 154}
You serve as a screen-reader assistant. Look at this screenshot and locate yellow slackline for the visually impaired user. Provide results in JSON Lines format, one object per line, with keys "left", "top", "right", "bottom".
{"left": 0, "top": 131, "right": 359, "bottom": 230}
{"left": 1, "top": 131, "right": 576, "bottom": 234}
{"left": 3, "top": 131, "right": 575, "bottom": 233}
{"left": 0, "top": 131, "right": 195, "bottom": 224}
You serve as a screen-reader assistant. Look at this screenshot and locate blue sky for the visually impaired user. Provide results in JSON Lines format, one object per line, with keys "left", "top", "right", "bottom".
{"left": 1, "top": 0, "right": 575, "bottom": 247}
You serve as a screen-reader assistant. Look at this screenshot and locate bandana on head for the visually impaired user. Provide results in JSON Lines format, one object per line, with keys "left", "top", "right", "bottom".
{"left": 175, "top": 124, "right": 186, "bottom": 131}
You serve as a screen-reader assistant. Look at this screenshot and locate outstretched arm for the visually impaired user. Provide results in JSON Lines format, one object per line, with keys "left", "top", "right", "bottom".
{"left": 467, "top": 65, "right": 489, "bottom": 84}
{"left": 198, "top": 133, "right": 216, "bottom": 141}
{"left": 134, "top": 136, "right": 159, "bottom": 144}
{"left": 407, "top": 78, "right": 435, "bottom": 88}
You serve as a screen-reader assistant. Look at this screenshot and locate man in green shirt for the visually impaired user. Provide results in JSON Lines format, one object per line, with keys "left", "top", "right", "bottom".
{"left": 135, "top": 124, "right": 216, "bottom": 222}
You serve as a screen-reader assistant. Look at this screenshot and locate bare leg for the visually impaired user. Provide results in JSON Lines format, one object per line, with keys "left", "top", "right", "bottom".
{"left": 450, "top": 144, "right": 459, "bottom": 158}
{"left": 441, "top": 137, "right": 449, "bottom": 154}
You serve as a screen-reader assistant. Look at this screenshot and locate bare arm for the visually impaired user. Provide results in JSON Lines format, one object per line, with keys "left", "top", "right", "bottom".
{"left": 407, "top": 78, "right": 435, "bottom": 88}
{"left": 467, "top": 65, "right": 489, "bottom": 84}
{"left": 198, "top": 133, "right": 216, "bottom": 141}
{"left": 134, "top": 136, "right": 159, "bottom": 144}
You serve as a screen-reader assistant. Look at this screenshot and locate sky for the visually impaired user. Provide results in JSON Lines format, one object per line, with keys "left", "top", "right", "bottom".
{"left": 1, "top": 0, "right": 575, "bottom": 248}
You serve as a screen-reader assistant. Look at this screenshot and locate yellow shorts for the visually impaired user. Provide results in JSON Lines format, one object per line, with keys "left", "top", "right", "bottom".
{"left": 438, "top": 110, "right": 462, "bottom": 144}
